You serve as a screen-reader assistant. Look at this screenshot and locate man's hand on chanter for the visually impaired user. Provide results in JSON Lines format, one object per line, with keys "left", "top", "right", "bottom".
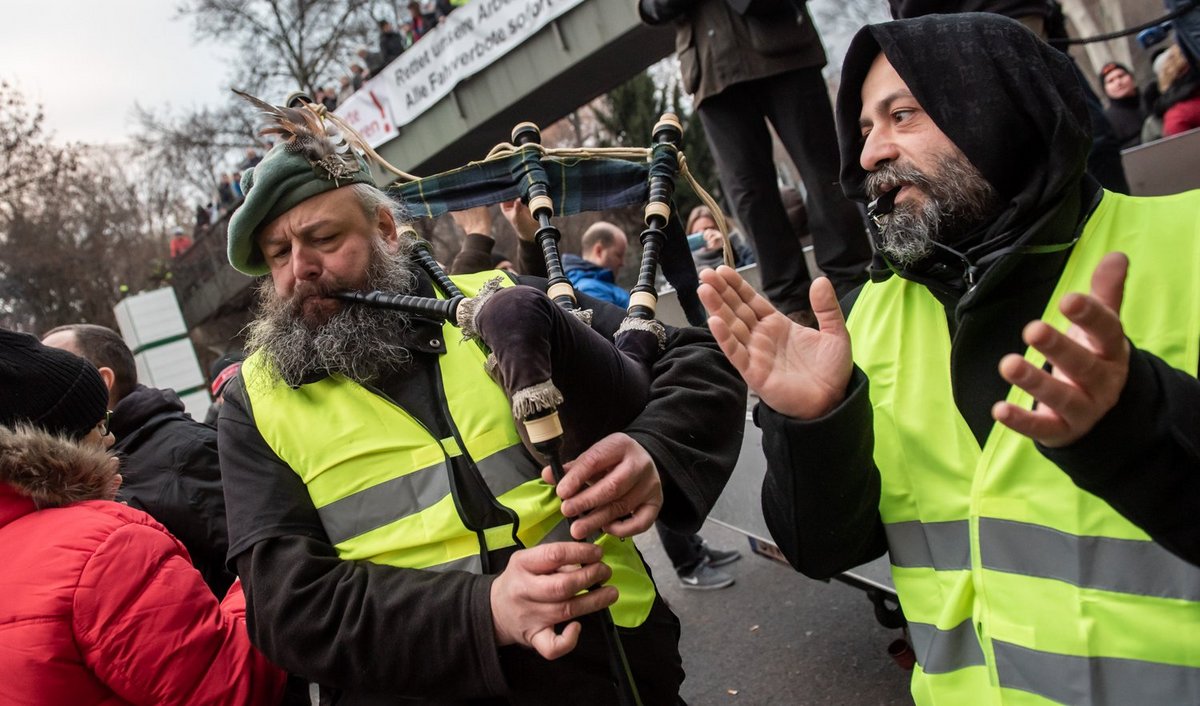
{"left": 544, "top": 432, "right": 663, "bottom": 540}
{"left": 698, "top": 266, "right": 853, "bottom": 420}
{"left": 491, "top": 542, "right": 617, "bottom": 660}
{"left": 993, "top": 252, "right": 1131, "bottom": 448}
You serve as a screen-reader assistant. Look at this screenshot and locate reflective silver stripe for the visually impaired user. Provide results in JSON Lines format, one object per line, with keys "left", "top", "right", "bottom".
{"left": 907, "top": 619, "right": 986, "bottom": 674}
{"left": 425, "top": 553, "right": 482, "bottom": 574}
{"left": 979, "top": 517, "right": 1200, "bottom": 601}
{"left": 317, "top": 461, "right": 450, "bottom": 545}
{"left": 537, "top": 517, "right": 573, "bottom": 545}
{"left": 994, "top": 639, "right": 1200, "bottom": 705}
{"left": 475, "top": 444, "right": 541, "bottom": 496}
{"left": 884, "top": 520, "right": 971, "bottom": 570}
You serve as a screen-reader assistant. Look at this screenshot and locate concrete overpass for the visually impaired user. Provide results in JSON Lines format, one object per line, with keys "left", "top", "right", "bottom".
{"left": 370, "top": 0, "right": 674, "bottom": 180}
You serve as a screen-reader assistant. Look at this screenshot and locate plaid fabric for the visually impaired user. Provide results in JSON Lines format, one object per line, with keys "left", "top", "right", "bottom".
{"left": 388, "top": 151, "right": 706, "bottom": 326}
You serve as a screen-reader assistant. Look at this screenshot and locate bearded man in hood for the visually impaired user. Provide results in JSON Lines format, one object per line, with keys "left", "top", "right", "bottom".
{"left": 700, "top": 13, "right": 1200, "bottom": 705}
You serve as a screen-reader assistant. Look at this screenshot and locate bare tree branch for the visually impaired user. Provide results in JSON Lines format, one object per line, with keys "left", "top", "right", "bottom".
{"left": 0, "top": 89, "right": 172, "bottom": 331}
{"left": 178, "top": 0, "right": 383, "bottom": 98}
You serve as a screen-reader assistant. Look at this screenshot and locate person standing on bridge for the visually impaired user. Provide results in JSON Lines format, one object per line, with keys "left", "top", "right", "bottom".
{"left": 700, "top": 14, "right": 1200, "bottom": 703}
{"left": 639, "top": 0, "right": 873, "bottom": 326}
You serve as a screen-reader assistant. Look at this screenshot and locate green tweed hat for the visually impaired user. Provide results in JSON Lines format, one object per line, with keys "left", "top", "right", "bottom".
{"left": 227, "top": 94, "right": 377, "bottom": 276}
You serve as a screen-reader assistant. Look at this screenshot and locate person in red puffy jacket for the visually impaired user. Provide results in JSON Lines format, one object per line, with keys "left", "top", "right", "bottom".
{"left": 1156, "top": 44, "right": 1200, "bottom": 137}
{"left": 0, "top": 328, "right": 285, "bottom": 706}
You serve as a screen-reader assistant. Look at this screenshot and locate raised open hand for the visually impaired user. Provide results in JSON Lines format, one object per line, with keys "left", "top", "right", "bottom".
{"left": 698, "top": 266, "right": 852, "bottom": 419}
{"left": 993, "top": 252, "right": 1131, "bottom": 447}
{"left": 450, "top": 205, "right": 493, "bottom": 237}
{"left": 500, "top": 198, "right": 538, "bottom": 242}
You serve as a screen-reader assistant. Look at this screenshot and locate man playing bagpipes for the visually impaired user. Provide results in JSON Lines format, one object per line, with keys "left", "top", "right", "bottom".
{"left": 216, "top": 95, "right": 746, "bottom": 705}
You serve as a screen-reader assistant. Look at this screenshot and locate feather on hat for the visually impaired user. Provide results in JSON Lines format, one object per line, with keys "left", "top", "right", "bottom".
{"left": 226, "top": 90, "right": 377, "bottom": 276}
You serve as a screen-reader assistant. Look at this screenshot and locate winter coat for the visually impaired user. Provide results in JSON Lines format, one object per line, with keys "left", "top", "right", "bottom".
{"left": 217, "top": 271, "right": 746, "bottom": 704}
{"left": 639, "top": 0, "right": 826, "bottom": 106}
{"left": 562, "top": 254, "right": 630, "bottom": 307}
{"left": 380, "top": 30, "right": 406, "bottom": 62}
{"left": 111, "top": 384, "right": 235, "bottom": 596}
{"left": 0, "top": 424, "right": 284, "bottom": 706}
{"left": 1164, "top": 93, "right": 1200, "bottom": 136}
{"left": 768, "top": 12, "right": 1200, "bottom": 578}
{"left": 1103, "top": 94, "right": 1147, "bottom": 148}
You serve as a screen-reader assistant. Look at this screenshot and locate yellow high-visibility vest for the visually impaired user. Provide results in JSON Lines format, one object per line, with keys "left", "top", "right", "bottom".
{"left": 846, "top": 190, "right": 1200, "bottom": 704}
{"left": 242, "top": 270, "right": 656, "bottom": 628}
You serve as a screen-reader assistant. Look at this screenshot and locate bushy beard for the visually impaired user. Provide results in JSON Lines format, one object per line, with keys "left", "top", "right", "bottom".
{"left": 246, "top": 237, "right": 419, "bottom": 387}
{"left": 865, "top": 150, "right": 1000, "bottom": 267}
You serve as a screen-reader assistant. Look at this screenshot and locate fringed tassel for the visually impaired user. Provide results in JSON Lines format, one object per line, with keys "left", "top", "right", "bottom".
{"left": 456, "top": 276, "right": 507, "bottom": 341}
{"left": 511, "top": 380, "right": 564, "bottom": 420}
{"left": 483, "top": 352, "right": 503, "bottom": 386}
{"left": 617, "top": 317, "right": 667, "bottom": 352}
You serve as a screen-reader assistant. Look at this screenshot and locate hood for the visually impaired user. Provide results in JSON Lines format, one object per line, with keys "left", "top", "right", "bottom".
{"left": 0, "top": 424, "right": 119, "bottom": 508}
{"left": 835, "top": 14, "right": 1091, "bottom": 283}
{"left": 110, "top": 384, "right": 187, "bottom": 438}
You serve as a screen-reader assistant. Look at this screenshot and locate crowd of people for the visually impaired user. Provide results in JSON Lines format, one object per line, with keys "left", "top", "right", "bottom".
{"left": 171, "top": 1, "right": 471, "bottom": 263}
{"left": 1100, "top": 44, "right": 1200, "bottom": 148}
{"left": 3, "top": 3, "right": 1199, "bottom": 706}
{"left": 339, "top": 2, "right": 466, "bottom": 103}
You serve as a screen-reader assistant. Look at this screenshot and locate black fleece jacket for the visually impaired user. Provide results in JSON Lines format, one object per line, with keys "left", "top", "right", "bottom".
{"left": 760, "top": 15, "right": 1200, "bottom": 576}
{"left": 111, "top": 384, "right": 235, "bottom": 596}
{"left": 218, "top": 271, "right": 745, "bottom": 704}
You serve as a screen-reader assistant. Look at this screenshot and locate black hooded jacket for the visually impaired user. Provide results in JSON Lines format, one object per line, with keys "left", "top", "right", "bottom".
{"left": 758, "top": 14, "right": 1200, "bottom": 574}
{"left": 1104, "top": 94, "right": 1147, "bottom": 148}
{"left": 111, "top": 384, "right": 235, "bottom": 596}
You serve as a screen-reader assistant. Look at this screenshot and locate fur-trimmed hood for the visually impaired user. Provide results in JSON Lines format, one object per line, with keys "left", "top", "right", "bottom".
{"left": 0, "top": 424, "right": 119, "bottom": 508}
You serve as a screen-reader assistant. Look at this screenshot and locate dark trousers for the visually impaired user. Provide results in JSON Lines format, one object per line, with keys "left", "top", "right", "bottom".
{"left": 698, "top": 67, "right": 872, "bottom": 312}
{"left": 656, "top": 523, "right": 706, "bottom": 575}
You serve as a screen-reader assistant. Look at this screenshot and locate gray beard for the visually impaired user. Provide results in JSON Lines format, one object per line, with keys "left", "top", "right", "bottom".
{"left": 865, "top": 152, "right": 999, "bottom": 267}
{"left": 246, "top": 238, "right": 419, "bottom": 387}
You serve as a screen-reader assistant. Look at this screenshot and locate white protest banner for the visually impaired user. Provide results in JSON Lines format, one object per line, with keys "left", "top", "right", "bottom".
{"left": 336, "top": 0, "right": 588, "bottom": 148}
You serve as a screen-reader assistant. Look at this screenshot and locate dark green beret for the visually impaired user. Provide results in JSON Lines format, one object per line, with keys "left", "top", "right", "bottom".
{"left": 227, "top": 144, "right": 376, "bottom": 276}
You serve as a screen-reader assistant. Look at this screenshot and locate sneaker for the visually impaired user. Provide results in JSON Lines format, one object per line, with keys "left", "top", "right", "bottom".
{"left": 703, "top": 543, "right": 742, "bottom": 568}
{"left": 678, "top": 559, "right": 734, "bottom": 591}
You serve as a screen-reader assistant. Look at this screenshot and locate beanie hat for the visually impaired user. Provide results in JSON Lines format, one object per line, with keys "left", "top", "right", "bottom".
{"left": 1099, "top": 62, "right": 1132, "bottom": 85}
{"left": 226, "top": 145, "right": 375, "bottom": 276}
{"left": 0, "top": 329, "right": 109, "bottom": 440}
{"left": 227, "top": 93, "right": 377, "bottom": 276}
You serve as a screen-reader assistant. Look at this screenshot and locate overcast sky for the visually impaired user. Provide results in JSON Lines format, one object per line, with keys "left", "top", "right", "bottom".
{"left": 2, "top": 1, "right": 232, "bottom": 145}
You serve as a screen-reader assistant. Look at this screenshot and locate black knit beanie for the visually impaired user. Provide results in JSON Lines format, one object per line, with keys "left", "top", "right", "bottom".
{"left": 1099, "top": 62, "right": 1133, "bottom": 87}
{"left": 0, "top": 329, "right": 109, "bottom": 440}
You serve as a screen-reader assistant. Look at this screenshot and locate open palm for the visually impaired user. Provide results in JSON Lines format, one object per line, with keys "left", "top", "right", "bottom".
{"left": 698, "top": 267, "right": 853, "bottom": 419}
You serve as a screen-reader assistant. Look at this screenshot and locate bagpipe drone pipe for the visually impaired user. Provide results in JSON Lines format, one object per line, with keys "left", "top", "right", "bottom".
{"left": 318, "top": 105, "right": 735, "bottom": 706}
{"left": 335, "top": 113, "right": 735, "bottom": 472}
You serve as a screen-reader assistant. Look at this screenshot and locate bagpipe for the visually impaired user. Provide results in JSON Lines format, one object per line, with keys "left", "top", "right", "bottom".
{"left": 319, "top": 106, "right": 734, "bottom": 471}
{"left": 314, "top": 102, "right": 735, "bottom": 705}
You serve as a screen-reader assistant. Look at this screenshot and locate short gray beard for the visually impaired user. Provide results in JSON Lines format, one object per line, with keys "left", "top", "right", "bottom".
{"left": 246, "top": 237, "right": 419, "bottom": 387}
{"left": 865, "top": 151, "right": 999, "bottom": 267}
